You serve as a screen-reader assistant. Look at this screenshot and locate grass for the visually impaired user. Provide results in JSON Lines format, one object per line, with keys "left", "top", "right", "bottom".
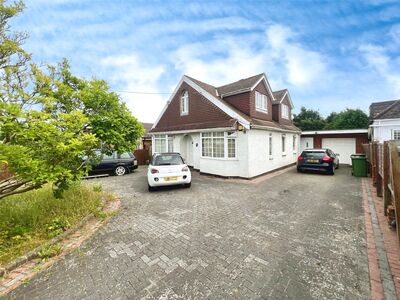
{"left": 0, "top": 183, "right": 103, "bottom": 266}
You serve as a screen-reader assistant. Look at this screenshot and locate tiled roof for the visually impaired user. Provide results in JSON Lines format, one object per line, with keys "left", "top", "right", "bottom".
{"left": 149, "top": 119, "right": 238, "bottom": 133}
{"left": 141, "top": 122, "right": 153, "bottom": 137}
{"left": 370, "top": 100, "right": 400, "bottom": 119}
{"left": 151, "top": 74, "right": 298, "bottom": 133}
{"left": 185, "top": 76, "right": 218, "bottom": 97}
{"left": 216, "top": 73, "right": 264, "bottom": 96}
{"left": 251, "top": 118, "right": 301, "bottom": 132}
{"left": 272, "top": 89, "right": 287, "bottom": 104}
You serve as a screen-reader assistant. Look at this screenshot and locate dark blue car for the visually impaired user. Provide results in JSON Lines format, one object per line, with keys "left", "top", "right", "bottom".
{"left": 297, "top": 148, "right": 339, "bottom": 175}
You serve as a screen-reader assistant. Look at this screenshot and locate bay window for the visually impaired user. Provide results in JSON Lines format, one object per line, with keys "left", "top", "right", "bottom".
{"left": 201, "top": 131, "right": 237, "bottom": 159}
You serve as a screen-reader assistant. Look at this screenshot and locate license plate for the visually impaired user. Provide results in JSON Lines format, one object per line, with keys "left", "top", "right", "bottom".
{"left": 307, "top": 159, "right": 319, "bottom": 163}
{"left": 164, "top": 176, "right": 178, "bottom": 181}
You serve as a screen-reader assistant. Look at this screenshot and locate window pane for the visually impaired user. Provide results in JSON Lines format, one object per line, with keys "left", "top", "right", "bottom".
{"left": 213, "top": 132, "right": 224, "bottom": 137}
{"left": 202, "top": 138, "right": 212, "bottom": 157}
{"left": 228, "top": 139, "right": 236, "bottom": 158}
{"left": 155, "top": 138, "right": 166, "bottom": 152}
{"left": 119, "top": 152, "right": 131, "bottom": 159}
{"left": 282, "top": 136, "right": 286, "bottom": 152}
{"left": 213, "top": 138, "right": 224, "bottom": 158}
{"left": 394, "top": 130, "right": 400, "bottom": 140}
{"left": 202, "top": 132, "right": 212, "bottom": 137}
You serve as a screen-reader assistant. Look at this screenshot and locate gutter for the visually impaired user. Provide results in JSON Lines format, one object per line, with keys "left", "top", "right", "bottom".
{"left": 251, "top": 124, "right": 301, "bottom": 133}
{"left": 149, "top": 126, "right": 237, "bottom": 135}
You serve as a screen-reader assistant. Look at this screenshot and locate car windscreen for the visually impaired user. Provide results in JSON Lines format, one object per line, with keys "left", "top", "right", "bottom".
{"left": 302, "top": 151, "right": 326, "bottom": 158}
{"left": 153, "top": 155, "right": 184, "bottom": 166}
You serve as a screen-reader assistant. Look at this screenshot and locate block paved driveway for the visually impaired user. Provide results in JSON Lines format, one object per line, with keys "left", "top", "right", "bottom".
{"left": 7, "top": 166, "right": 369, "bottom": 299}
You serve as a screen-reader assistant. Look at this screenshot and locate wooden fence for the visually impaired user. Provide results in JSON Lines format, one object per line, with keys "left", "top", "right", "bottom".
{"left": 369, "top": 141, "right": 400, "bottom": 241}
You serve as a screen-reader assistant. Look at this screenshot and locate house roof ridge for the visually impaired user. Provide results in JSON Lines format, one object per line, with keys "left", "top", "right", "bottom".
{"left": 370, "top": 99, "right": 400, "bottom": 106}
{"left": 374, "top": 99, "right": 400, "bottom": 119}
{"left": 216, "top": 73, "right": 264, "bottom": 89}
{"left": 184, "top": 75, "right": 216, "bottom": 88}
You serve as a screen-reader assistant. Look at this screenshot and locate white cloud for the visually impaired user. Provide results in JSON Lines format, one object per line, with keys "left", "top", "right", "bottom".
{"left": 101, "top": 55, "right": 166, "bottom": 123}
{"left": 266, "top": 24, "right": 327, "bottom": 87}
{"left": 172, "top": 24, "right": 328, "bottom": 89}
{"left": 359, "top": 44, "right": 400, "bottom": 95}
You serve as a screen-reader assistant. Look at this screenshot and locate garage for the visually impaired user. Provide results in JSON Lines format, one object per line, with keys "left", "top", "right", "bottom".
{"left": 300, "top": 129, "right": 369, "bottom": 165}
{"left": 321, "top": 138, "right": 356, "bottom": 164}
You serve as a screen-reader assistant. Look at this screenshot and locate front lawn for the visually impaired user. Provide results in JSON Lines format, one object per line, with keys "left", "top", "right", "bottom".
{"left": 0, "top": 183, "right": 103, "bottom": 266}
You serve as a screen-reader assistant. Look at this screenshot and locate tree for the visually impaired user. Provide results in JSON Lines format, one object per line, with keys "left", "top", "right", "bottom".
{"left": 0, "top": 2, "right": 143, "bottom": 200}
{"left": 324, "top": 109, "right": 369, "bottom": 130}
{"left": 293, "top": 107, "right": 326, "bottom": 131}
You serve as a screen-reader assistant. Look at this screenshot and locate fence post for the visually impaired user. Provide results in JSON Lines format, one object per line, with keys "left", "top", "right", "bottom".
{"left": 383, "top": 142, "right": 390, "bottom": 216}
{"left": 372, "top": 142, "right": 379, "bottom": 186}
{"left": 389, "top": 141, "right": 400, "bottom": 241}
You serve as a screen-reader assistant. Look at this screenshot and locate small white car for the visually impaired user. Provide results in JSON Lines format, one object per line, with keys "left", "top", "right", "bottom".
{"left": 147, "top": 153, "right": 191, "bottom": 192}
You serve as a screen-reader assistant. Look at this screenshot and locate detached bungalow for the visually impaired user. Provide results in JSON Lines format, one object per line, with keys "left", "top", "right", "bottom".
{"left": 149, "top": 73, "right": 301, "bottom": 178}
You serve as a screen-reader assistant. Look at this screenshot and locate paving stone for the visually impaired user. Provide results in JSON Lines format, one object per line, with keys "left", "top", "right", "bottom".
{"left": 6, "top": 166, "right": 370, "bottom": 299}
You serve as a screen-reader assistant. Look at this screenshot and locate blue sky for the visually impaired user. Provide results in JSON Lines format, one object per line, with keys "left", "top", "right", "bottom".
{"left": 12, "top": 0, "right": 400, "bottom": 122}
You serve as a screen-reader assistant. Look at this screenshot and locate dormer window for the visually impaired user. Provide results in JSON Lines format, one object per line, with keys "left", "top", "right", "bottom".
{"left": 282, "top": 104, "right": 289, "bottom": 119}
{"left": 180, "top": 90, "right": 189, "bottom": 116}
{"left": 255, "top": 91, "right": 267, "bottom": 113}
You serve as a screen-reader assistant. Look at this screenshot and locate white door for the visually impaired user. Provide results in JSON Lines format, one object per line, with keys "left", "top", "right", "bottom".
{"left": 180, "top": 135, "right": 194, "bottom": 166}
{"left": 322, "top": 138, "right": 356, "bottom": 165}
{"left": 300, "top": 137, "right": 314, "bottom": 152}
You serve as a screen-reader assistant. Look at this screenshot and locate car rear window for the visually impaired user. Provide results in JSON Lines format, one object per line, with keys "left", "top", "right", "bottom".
{"left": 301, "top": 151, "right": 326, "bottom": 158}
{"left": 153, "top": 155, "right": 184, "bottom": 166}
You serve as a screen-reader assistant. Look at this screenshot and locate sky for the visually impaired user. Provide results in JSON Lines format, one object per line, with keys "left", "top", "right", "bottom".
{"left": 11, "top": 0, "right": 400, "bottom": 123}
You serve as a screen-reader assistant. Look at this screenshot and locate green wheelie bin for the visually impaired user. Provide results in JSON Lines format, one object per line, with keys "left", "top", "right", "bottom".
{"left": 351, "top": 154, "right": 367, "bottom": 177}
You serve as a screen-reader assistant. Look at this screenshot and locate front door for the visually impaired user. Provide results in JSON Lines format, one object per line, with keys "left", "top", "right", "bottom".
{"left": 181, "top": 135, "right": 194, "bottom": 166}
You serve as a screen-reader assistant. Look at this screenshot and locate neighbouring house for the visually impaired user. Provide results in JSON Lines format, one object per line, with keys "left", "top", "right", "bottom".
{"left": 149, "top": 73, "right": 301, "bottom": 178}
{"left": 370, "top": 99, "right": 400, "bottom": 143}
{"left": 300, "top": 129, "right": 368, "bottom": 164}
{"left": 134, "top": 122, "right": 153, "bottom": 165}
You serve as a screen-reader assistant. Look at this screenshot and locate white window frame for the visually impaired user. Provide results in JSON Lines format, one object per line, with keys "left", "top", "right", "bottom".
{"left": 393, "top": 129, "right": 400, "bottom": 140}
{"left": 282, "top": 104, "right": 289, "bottom": 119}
{"left": 255, "top": 91, "right": 268, "bottom": 113}
{"left": 154, "top": 134, "right": 173, "bottom": 153}
{"left": 269, "top": 133, "right": 273, "bottom": 160}
{"left": 201, "top": 131, "right": 237, "bottom": 159}
{"left": 282, "top": 134, "right": 286, "bottom": 156}
{"left": 180, "top": 91, "right": 189, "bottom": 116}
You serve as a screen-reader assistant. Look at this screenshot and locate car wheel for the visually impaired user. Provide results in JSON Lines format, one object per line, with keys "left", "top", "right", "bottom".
{"left": 185, "top": 182, "right": 191, "bottom": 188}
{"left": 148, "top": 184, "right": 155, "bottom": 192}
{"left": 114, "top": 166, "right": 127, "bottom": 176}
{"left": 329, "top": 167, "right": 335, "bottom": 175}
{"left": 336, "top": 162, "right": 339, "bottom": 169}
{"left": 297, "top": 168, "right": 302, "bottom": 173}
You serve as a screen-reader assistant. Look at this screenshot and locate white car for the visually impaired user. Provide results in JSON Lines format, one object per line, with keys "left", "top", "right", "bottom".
{"left": 147, "top": 153, "right": 191, "bottom": 192}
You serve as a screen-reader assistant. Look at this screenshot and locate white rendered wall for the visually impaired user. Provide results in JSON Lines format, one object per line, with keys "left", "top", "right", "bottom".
{"left": 371, "top": 119, "right": 400, "bottom": 143}
{"left": 247, "top": 129, "right": 299, "bottom": 178}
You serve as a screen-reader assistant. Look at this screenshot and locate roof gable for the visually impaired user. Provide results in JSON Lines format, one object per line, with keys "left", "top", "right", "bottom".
{"left": 151, "top": 76, "right": 251, "bottom": 131}
{"left": 370, "top": 100, "right": 400, "bottom": 119}
{"left": 272, "top": 89, "right": 294, "bottom": 108}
